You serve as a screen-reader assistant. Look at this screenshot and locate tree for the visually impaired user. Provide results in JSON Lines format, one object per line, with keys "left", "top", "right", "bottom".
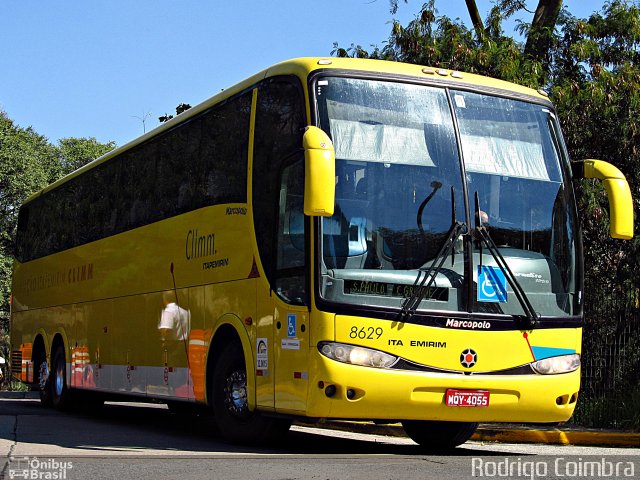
{"left": 461, "top": 1, "right": 564, "bottom": 64}
{"left": 549, "top": 1, "right": 640, "bottom": 290}
{"left": 465, "top": 0, "right": 485, "bottom": 40}
{"left": 159, "top": 103, "right": 192, "bottom": 123}
{"left": 389, "top": 0, "right": 407, "bottom": 15}
{"left": 335, "top": 1, "right": 547, "bottom": 87}
{"left": 354, "top": 1, "right": 562, "bottom": 86}
{"left": 57, "top": 137, "right": 116, "bottom": 175}
{"left": 524, "top": 0, "right": 564, "bottom": 63}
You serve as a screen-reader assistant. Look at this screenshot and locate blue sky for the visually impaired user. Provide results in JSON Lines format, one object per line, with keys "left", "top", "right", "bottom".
{"left": 1, "top": 1, "right": 599, "bottom": 147}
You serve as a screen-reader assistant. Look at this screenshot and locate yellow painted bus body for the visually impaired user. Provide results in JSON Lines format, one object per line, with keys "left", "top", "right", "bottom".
{"left": 12, "top": 227, "right": 581, "bottom": 422}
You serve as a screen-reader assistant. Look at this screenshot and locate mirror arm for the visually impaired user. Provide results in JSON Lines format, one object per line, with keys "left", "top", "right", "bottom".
{"left": 571, "top": 161, "right": 585, "bottom": 179}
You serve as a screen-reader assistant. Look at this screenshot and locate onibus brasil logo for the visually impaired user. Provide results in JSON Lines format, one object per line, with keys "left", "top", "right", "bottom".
{"left": 8, "top": 456, "right": 73, "bottom": 479}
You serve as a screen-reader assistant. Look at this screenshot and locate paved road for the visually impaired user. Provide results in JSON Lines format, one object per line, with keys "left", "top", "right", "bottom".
{"left": 0, "top": 398, "right": 637, "bottom": 480}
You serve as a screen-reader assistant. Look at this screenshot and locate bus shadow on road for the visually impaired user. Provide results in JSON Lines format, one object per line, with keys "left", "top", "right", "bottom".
{"left": 1, "top": 398, "right": 524, "bottom": 457}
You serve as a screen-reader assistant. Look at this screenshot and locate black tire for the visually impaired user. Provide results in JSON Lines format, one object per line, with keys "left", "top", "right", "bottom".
{"left": 50, "top": 345, "right": 72, "bottom": 410}
{"left": 401, "top": 420, "right": 478, "bottom": 450}
{"left": 211, "top": 342, "right": 291, "bottom": 444}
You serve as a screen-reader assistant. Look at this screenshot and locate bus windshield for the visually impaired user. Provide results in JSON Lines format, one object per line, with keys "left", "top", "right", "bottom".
{"left": 315, "top": 77, "right": 580, "bottom": 318}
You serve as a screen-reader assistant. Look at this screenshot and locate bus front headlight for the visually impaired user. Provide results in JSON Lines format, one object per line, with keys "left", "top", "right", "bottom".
{"left": 531, "top": 354, "right": 580, "bottom": 374}
{"left": 318, "top": 342, "right": 398, "bottom": 368}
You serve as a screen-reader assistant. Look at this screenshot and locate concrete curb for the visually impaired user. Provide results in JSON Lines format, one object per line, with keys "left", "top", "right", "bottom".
{"left": 302, "top": 421, "right": 640, "bottom": 448}
{"left": 474, "top": 426, "right": 640, "bottom": 448}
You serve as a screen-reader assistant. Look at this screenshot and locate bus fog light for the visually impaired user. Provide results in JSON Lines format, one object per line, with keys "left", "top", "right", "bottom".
{"left": 325, "top": 384, "right": 337, "bottom": 397}
{"left": 531, "top": 354, "right": 580, "bottom": 374}
{"left": 334, "top": 346, "right": 348, "bottom": 362}
{"left": 318, "top": 342, "right": 397, "bottom": 368}
{"left": 349, "top": 347, "right": 370, "bottom": 365}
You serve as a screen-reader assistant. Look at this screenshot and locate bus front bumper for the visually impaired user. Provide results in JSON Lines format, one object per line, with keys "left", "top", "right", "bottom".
{"left": 305, "top": 353, "right": 580, "bottom": 423}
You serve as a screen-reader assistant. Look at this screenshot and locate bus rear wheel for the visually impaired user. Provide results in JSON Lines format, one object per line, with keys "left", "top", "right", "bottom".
{"left": 36, "top": 353, "right": 52, "bottom": 407}
{"left": 401, "top": 420, "right": 478, "bottom": 450}
{"left": 50, "top": 344, "right": 72, "bottom": 410}
{"left": 211, "top": 342, "right": 291, "bottom": 444}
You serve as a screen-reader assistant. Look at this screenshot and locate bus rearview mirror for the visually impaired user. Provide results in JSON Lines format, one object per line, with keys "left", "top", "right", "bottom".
{"left": 303, "top": 126, "right": 335, "bottom": 217}
{"left": 573, "top": 159, "right": 634, "bottom": 240}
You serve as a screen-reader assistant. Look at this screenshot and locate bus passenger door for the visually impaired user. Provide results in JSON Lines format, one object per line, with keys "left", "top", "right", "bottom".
{"left": 251, "top": 76, "right": 309, "bottom": 413}
{"left": 274, "top": 304, "right": 309, "bottom": 412}
{"left": 273, "top": 159, "right": 310, "bottom": 413}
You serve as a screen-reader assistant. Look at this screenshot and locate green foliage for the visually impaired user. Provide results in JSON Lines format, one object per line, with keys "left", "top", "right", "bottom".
{"left": 334, "top": 0, "right": 546, "bottom": 89}
{"left": 159, "top": 103, "right": 192, "bottom": 123}
{"left": 2, "top": 381, "right": 29, "bottom": 392}
{"left": 58, "top": 137, "right": 116, "bottom": 175}
{"left": 550, "top": 1, "right": 640, "bottom": 291}
{"left": 0, "top": 318, "right": 9, "bottom": 388}
{"left": 389, "top": 0, "right": 408, "bottom": 15}
{"left": 0, "top": 254, "right": 12, "bottom": 337}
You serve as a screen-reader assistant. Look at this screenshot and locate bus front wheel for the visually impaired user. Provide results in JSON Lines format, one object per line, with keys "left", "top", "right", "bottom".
{"left": 211, "top": 342, "right": 291, "bottom": 444}
{"left": 401, "top": 420, "right": 478, "bottom": 450}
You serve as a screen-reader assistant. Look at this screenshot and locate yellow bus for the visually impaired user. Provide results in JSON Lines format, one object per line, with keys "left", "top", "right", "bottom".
{"left": 10, "top": 58, "right": 633, "bottom": 448}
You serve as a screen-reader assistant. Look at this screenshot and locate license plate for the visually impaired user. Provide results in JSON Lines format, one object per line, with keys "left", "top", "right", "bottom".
{"left": 445, "top": 389, "right": 490, "bottom": 407}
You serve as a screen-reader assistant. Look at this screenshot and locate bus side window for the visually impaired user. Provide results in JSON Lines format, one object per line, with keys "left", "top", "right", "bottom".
{"left": 275, "top": 159, "right": 306, "bottom": 304}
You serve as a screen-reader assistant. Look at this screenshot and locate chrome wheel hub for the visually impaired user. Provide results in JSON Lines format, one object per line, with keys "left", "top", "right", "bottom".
{"left": 224, "top": 370, "right": 249, "bottom": 418}
{"left": 55, "top": 363, "right": 64, "bottom": 396}
{"left": 38, "top": 361, "right": 49, "bottom": 392}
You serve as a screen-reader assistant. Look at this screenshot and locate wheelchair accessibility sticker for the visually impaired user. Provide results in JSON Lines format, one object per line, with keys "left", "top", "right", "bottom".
{"left": 477, "top": 266, "right": 507, "bottom": 303}
{"left": 287, "top": 314, "right": 297, "bottom": 338}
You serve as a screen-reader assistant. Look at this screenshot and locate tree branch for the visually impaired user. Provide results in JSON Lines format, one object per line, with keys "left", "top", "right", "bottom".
{"left": 465, "top": 0, "right": 486, "bottom": 40}
{"left": 524, "top": 0, "right": 563, "bottom": 62}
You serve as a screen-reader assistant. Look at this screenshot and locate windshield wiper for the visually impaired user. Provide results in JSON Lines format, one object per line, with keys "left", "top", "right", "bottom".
{"left": 399, "top": 187, "right": 464, "bottom": 322}
{"left": 473, "top": 193, "right": 539, "bottom": 329}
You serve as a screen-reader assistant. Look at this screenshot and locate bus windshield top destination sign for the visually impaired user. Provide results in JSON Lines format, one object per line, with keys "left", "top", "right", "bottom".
{"left": 345, "top": 280, "right": 448, "bottom": 301}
